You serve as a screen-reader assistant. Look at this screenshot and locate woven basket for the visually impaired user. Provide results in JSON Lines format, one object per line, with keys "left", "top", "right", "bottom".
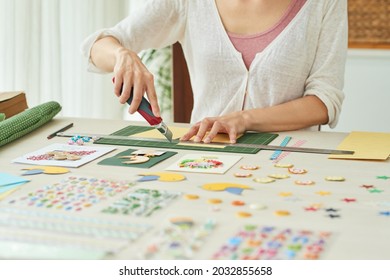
{"left": 348, "top": 0, "right": 390, "bottom": 47}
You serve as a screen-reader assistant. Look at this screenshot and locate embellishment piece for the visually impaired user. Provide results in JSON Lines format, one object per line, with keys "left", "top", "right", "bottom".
{"left": 68, "top": 135, "right": 92, "bottom": 146}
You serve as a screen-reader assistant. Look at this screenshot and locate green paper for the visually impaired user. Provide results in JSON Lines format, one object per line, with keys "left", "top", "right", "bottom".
{"left": 95, "top": 125, "right": 278, "bottom": 154}
{"left": 98, "top": 149, "right": 177, "bottom": 168}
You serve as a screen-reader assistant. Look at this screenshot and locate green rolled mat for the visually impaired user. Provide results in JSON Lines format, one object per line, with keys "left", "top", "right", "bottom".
{"left": 0, "top": 101, "right": 62, "bottom": 147}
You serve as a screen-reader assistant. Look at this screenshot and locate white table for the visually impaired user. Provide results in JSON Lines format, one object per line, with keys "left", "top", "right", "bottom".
{"left": 1, "top": 117, "right": 389, "bottom": 259}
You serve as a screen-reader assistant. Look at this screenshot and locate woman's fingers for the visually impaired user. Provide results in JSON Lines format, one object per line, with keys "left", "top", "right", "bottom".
{"left": 113, "top": 49, "right": 161, "bottom": 115}
{"left": 180, "top": 123, "right": 200, "bottom": 141}
{"left": 194, "top": 118, "right": 215, "bottom": 142}
{"left": 144, "top": 72, "right": 160, "bottom": 118}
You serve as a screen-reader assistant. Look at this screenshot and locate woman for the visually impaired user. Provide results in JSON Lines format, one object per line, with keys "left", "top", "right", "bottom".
{"left": 82, "top": 0, "right": 347, "bottom": 143}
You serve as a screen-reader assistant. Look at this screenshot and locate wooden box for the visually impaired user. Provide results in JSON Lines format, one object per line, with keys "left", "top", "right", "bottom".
{"left": 0, "top": 91, "right": 29, "bottom": 119}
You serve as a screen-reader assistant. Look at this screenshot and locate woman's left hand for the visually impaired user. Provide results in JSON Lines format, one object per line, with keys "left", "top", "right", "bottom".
{"left": 180, "top": 111, "right": 248, "bottom": 144}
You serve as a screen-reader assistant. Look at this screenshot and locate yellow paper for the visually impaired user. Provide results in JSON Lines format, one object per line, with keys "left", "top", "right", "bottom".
{"left": 23, "top": 166, "right": 69, "bottom": 174}
{"left": 132, "top": 126, "right": 189, "bottom": 140}
{"left": 0, "top": 188, "right": 18, "bottom": 200}
{"left": 201, "top": 182, "right": 252, "bottom": 191}
{"left": 177, "top": 142, "right": 226, "bottom": 149}
{"left": 329, "top": 131, "right": 390, "bottom": 160}
{"left": 140, "top": 172, "right": 186, "bottom": 182}
{"left": 132, "top": 126, "right": 241, "bottom": 148}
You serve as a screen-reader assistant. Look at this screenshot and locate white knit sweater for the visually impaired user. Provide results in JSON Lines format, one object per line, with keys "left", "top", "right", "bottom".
{"left": 82, "top": 0, "right": 348, "bottom": 128}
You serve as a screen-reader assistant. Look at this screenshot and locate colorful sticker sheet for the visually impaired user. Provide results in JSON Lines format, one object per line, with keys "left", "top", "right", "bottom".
{"left": 102, "top": 188, "right": 181, "bottom": 217}
{"left": 7, "top": 176, "right": 135, "bottom": 211}
{"left": 212, "top": 225, "right": 332, "bottom": 260}
{"left": 142, "top": 218, "right": 216, "bottom": 259}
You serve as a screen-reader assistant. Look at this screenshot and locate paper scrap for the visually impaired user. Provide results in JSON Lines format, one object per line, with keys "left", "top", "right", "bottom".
{"left": 0, "top": 173, "right": 29, "bottom": 193}
{"left": 329, "top": 131, "right": 390, "bottom": 160}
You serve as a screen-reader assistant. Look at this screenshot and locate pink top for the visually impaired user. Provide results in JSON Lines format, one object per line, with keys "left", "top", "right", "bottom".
{"left": 228, "top": 0, "right": 307, "bottom": 70}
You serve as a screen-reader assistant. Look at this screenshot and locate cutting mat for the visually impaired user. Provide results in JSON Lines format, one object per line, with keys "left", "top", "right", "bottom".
{"left": 94, "top": 125, "right": 278, "bottom": 154}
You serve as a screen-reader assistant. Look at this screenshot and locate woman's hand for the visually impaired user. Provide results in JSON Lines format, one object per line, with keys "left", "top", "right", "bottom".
{"left": 181, "top": 111, "right": 249, "bottom": 144}
{"left": 113, "top": 47, "right": 160, "bottom": 117}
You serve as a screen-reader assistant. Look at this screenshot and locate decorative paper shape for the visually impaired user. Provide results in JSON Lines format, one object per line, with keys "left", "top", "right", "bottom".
{"left": 225, "top": 187, "right": 244, "bottom": 195}
{"left": 0, "top": 173, "right": 29, "bottom": 188}
{"left": 139, "top": 172, "right": 186, "bottom": 182}
{"left": 137, "top": 175, "right": 160, "bottom": 182}
{"left": 22, "top": 166, "right": 70, "bottom": 175}
{"left": 201, "top": 182, "right": 251, "bottom": 192}
{"left": 21, "top": 169, "right": 44, "bottom": 176}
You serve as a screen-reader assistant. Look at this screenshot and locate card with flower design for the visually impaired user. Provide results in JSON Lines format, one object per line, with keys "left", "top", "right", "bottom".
{"left": 165, "top": 153, "right": 242, "bottom": 174}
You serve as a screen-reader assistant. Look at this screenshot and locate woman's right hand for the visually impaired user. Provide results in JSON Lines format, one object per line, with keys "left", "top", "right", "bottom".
{"left": 113, "top": 47, "right": 161, "bottom": 117}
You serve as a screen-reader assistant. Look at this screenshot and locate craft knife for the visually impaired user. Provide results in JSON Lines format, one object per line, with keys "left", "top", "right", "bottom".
{"left": 114, "top": 78, "right": 173, "bottom": 142}
{"left": 56, "top": 132, "right": 354, "bottom": 155}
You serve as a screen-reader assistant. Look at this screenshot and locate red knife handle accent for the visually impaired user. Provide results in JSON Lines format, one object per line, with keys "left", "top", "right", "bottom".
{"left": 113, "top": 78, "right": 162, "bottom": 126}
{"left": 127, "top": 93, "right": 162, "bottom": 126}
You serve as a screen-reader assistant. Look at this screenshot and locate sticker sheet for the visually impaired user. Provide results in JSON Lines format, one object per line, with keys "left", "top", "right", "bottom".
{"left": 102, "top": 188, "right": 181, "bottom": 217}
{"left": 7, "top": 176, "right": 135, "bottom": 212}
{"left": 0, "top": 207, "right": 151, "bottom": 257}
{"left": 212, "top": 225, "right": 333, "bottom": 260}
{"left": 142, "top": 218, "right": 216, "bottom": 259}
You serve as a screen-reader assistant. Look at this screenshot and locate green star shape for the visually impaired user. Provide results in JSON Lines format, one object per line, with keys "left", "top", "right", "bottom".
{"left": 377, "top": 176, "right": 390, "bottom": 180}
{"left": 369, "top": 189, "right": 384, "bottom": 193}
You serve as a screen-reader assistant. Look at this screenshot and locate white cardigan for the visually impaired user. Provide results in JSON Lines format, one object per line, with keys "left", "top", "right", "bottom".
{"left": 82, "top": 0, "right": 348, "bottom": 128}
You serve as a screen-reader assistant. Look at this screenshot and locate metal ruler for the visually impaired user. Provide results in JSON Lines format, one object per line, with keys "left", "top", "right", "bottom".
{"left": 57, "top": 132, "right": 354, "bottom": 155}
